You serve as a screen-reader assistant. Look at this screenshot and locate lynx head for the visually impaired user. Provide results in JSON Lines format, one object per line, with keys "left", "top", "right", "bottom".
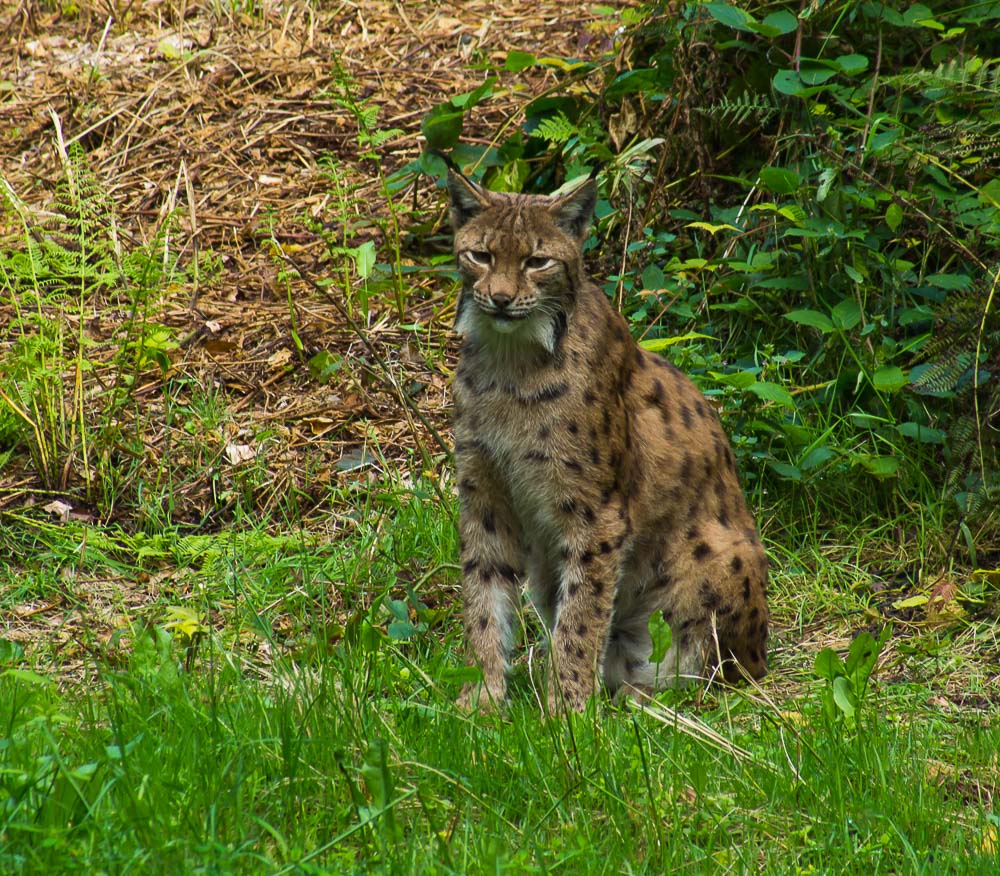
{"left": 446, "top": 170, "right": 597, "bottom": 354}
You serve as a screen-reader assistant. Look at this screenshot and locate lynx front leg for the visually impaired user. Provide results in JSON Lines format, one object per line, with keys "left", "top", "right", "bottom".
{"left": 547, "top": 506, "right": 627, "bottom": 712}
{"left": 455, "top": 449, "right": 524, "bottom": 712}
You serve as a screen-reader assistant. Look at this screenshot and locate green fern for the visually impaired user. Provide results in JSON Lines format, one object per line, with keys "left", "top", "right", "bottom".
{"left": 884, "top": 58, "right": 1000, "bottom": 99}
{"left": 701, "top": 91, "right": 779, "bottom": 126}
{"left": 534, "top": 112, "right": 580, "bottom": 144}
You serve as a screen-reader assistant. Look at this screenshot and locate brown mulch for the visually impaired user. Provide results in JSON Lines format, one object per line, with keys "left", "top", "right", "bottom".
{"left": 0, "top": 1, "right": 627, "bottom": 520}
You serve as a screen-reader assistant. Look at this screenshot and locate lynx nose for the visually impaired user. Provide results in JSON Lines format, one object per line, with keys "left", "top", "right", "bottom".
{"left": 489, "top": 291, "right": 514, "bottom": 310}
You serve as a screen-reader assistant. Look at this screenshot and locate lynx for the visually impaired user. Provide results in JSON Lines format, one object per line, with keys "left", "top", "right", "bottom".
{"left": 447, "top": 169, "right": 769, "bottom": 713}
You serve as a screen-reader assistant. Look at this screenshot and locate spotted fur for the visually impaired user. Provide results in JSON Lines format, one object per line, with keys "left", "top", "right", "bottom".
{"left": 448, "top": 170, "right": 769, "bottom": 713}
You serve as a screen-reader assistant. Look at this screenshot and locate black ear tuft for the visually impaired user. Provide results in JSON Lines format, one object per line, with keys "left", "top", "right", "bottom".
{"left": 446, "top": 169, "right": 492, "bottom": 230}
{"left": 549, "top": 180, "right": 598, "bottom": 239}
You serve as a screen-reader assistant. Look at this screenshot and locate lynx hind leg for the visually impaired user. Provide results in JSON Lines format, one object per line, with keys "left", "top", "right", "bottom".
{"left": 603, "top": 609, "right": 711, "bottom": 694}
{"left": 667, "top": 520, "right": 770, "bottom": 684}
{"left": 605, "top": 523, "right": 769, "bottom": 692}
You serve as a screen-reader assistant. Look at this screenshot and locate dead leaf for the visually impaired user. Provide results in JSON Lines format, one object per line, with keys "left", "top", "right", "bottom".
{"left": 267, "top": 349, "right": 293, "bottom": 369}
{"left": 42, "top": 500, "right": 72, "bottom": 522}
{"left": 225, "top": 443, "right": 256, "bottom": 465}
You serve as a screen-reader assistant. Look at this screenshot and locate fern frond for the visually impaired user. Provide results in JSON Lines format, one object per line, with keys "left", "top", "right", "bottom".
{"left": 701, "top": 92, "right": 778, "bottom": 126}
{"left": 534, "top": 112, "right": 580, "bottom": 144}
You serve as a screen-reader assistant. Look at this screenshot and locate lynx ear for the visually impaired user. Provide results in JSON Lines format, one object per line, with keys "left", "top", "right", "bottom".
{"left": 549, "top": 179, "right": 597, "bottom": 239}
{"left": 447, "top": 170, "right": 492, "bottom": 230}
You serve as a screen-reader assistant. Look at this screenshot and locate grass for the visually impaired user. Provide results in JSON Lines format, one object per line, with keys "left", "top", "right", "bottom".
{"left": 2, "top": 10, "right": 999, "bottom": 873}
{"left": 2, "top": 484, "right": 999, "bottom": 874}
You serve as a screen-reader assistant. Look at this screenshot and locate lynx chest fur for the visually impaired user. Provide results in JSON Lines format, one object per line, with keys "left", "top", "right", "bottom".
{"left": 447, "top": 170, "right": 769, "bottom": 713}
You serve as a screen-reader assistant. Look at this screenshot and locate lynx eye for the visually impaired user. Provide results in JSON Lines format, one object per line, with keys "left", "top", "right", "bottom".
{"left": 524, "top": 256, "right": 555, "bottom": 270}
{"left": 464, "top": 250, "right": 493, "bottom": 266}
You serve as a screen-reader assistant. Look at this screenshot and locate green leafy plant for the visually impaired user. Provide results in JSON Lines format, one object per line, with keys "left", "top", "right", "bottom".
{"left": 813, "top": 627, "right": 891, "bottom": 730}
{"left": 415, "top": 0, "right": 1000, "bottom": 555}
{"left": 1, "top": 143, "right": 188, "bottom": 506}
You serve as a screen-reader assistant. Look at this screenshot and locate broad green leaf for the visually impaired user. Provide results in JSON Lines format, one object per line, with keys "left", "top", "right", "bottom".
{"left": 441, "top": 665, "right": 482, "bottom": 684}
{"left": 926, "top": 272, "right": 972, "bottom": 290}
{"left": 797, "top": 61, "right": 838, "bottom": 86}
{"left": 0, "top": 638, "right": 25, "bottom": 665}
{"left": 641, "top": 264, "right": 665, "bottom": 291}
{"left": 421, "top": 103, "right": 464, "bottom": 149}
{"left": 813, "top": 647, "right": 845, "bottom": 681}
{"left": 872, "top": 365, "right": 907, "bottom": 393}
{"left": 868, "top": 128, "right": 900, "bottom": 154}
{"left": 487, "top": 159, "right": 529, "bottom": 193}
{"left": 885, "top": 202, "right": 903, "bottom": 231}
{"left": 800, "top": 446, "right": 836, "bottom": 471}
{"left": 759, "top": 166, "right": 801, "bottom": 194}
{"left": 1, "top": 668, "right": 53, "bottom": 686}
{"left": 709, "top": 370, "right": 757, "bottom": 389}
{"left": 685, "top": 221, "right": 738, "bottom": 234}
{"left": 859, "top": 455, "right": 899, "bottom": 478}
{"left": 355, "top": 240, "right": 376, "bottom": 279}
{"left": 898, "top": 305, "right": 934, "bottom": 326}
{"left": 978, "top": 178, "right": 1000, "bottom": 208}
{"left": 309, "top": 350, "right": 343, "bottom": 384}
{"left": 747, "top": 380, "right": 796, "bottom": 409}
{"left": 832, "top": 676, "right": 857, "bottom": 719}
{"left": 639, "top": 332, "right": 716, "bottom": 352}
{"left": 360, "top": 739, "right": 401, "bottom": 840}
{"left": 648, "top": 610, "right": 673, "bottom": 664}
{"left": 451, "top": 77, "right": 496, "bottom": 109}
{"left": 845, "top": 632, "right": 879, "bottom": 680}
{"left": 388, "top": 621, "right": 417, "bottom": 640}
{"left": 163, "top": 606, "right": 205, "bottom": 639}
{"left": 831, "top": 299, "right": 862, "bottom": 330}
{"left": 784, "top": 309, "right": 833, "bottom": 333}
{"left": 904, "top": 3, "right": 943, "bottom": 29}
{"left": 772, "top": 69, "right": 832, "bottom": 97}
{"left": 836, "top": 54, "right": 869, "bottom": 74}
{"left": 760, "top": 10, "right": 798, "bottom": 34}
{"left": 504, "top": 50, "right": 536, "bottom": 72}
{"left": 892, "top": 594, "right": 929, "bottom": 610}
{"left": 896, "top": 422, "right": 946, "bottom": 444}
{"left": 767, "top": 460, "right": 802, "bottom": 481}
{"left": 705, "top": 2, "right": 755, "bottom": 32}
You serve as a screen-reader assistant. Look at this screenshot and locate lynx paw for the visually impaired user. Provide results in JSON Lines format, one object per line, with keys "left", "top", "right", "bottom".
{"left": 457, "top": 682, "right": 503, "bottom": 714}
